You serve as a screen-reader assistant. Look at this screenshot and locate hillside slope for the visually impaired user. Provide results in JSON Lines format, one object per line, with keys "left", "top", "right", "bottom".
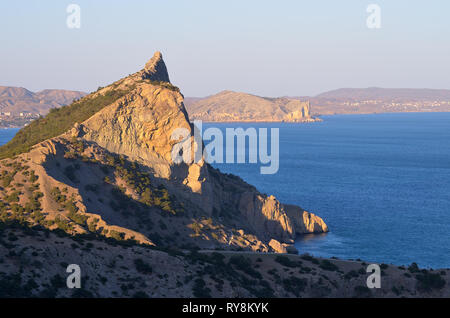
{"left": 315, "top": 87, "right": 450, "bottom": 101}
{"left": 0, "top": 86, "right": 86, "bottom": 115}
{"left": 1, "top": 224, "right": 448, "bottom": 298}
{"left": 186, "top": 87, "right": 450, "bottom": 117}
{"left": 301, "top": 87, "right": 450, "bottom": 115}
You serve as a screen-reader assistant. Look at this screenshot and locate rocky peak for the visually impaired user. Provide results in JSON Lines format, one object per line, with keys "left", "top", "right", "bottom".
{"left": 142, "top": 51, "right": 171, "bottom": 83}
{"left": 0, "top": 52, "right": 327, "bottom": 255}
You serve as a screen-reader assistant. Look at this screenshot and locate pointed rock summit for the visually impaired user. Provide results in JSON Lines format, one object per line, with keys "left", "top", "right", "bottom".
{"left": 142, "top": 51, "right": 170, "bottom": 83}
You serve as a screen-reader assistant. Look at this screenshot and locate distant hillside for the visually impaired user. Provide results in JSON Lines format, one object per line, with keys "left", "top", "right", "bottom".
{"left": 303, "top": 87, "right": 450, "bottom": 115}
{"left": 185, "top": 87, "right": 450, "bottom": 119}
{"left": 185, "top": 90, "right": 320, "bottom": 122}
{"left": 183, "top": 96, "right": 204, "bottom": 107}
{"left": 0, "top": 86, "right": 87, "bottom": 115}
{"left": 189, "top": 87, "right": 450, "bottom": 117}
{"left": 315, "top": 87, "right": 450, "bottom": 101}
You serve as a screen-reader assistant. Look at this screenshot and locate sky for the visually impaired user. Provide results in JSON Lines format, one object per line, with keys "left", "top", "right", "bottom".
{"left": 0, "top": 0, "right": 449, "bottom": 97}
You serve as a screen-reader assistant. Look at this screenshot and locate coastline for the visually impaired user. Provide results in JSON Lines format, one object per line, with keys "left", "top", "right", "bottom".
{"left": 6, "top": 111, "right": 450, "bottom": 128}
{"left": 187, "top": 117, "right": 323, "bottom": 123}
{"left": 1, "top": 114, "right": 450, "bottom": 270}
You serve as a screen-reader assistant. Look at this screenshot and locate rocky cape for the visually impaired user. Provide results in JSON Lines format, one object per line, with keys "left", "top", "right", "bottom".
{"left": 0, "top": 52, "right": 327, "bottom": 255}
{"left": 185, "top": 90, "right": 321, "bottom": 123}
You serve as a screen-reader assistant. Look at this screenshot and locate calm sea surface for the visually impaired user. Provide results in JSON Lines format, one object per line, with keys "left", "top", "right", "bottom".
{"left": 1, "top": 114, "right": 449, "bottom": 268}
{"left": 204, "top": 113, "right": 450, "bottom": 269}
{"left": 0, "top": 128, "right": 19, "bottom": 145}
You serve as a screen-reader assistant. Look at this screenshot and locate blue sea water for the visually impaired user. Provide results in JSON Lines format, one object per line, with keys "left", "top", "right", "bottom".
{"left": 203, "top": 113, "right": 450, "bottom": 269}
{"left": 0, "top": 128, "right": 19, "bottom": 145}
{"left": 1, "top": 114, "right": 449, "bottom": 268}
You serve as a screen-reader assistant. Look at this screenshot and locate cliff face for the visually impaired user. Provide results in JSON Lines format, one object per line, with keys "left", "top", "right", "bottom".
{"left": 143, "top": 51, "right": 171, "bottom": 82}
{"left": 185, "top": 90, "right": 321, "bottom": 122}
{"left": 0, "top": 52, "right": 327, "bottom": 253}
{"left": 81, "top": 84, "right": 191, "bottom": 180}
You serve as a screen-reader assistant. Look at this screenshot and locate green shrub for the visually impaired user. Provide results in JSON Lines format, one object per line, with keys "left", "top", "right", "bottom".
{"left": 391, "top": 286, "right": 400, "bottom": 296}
{"left": 134, "top": 258, "right": 153, "bottom": 274}
{"left": 192, "top": 278, "right": 211, "bottom": 298}
{"left": 54, "top": 215, "right": 73, "bottom": 232}
{"left": 190, "top": 222, "right": 202, "bottom": 236}
{"left": 344, "top": 270, "right": 359, "bottom": 280}
{"left": 416, "top": 272, "right": 446, "bottom": 292}
{"left": 301, "top": 254, "right": 319, "bottom": 264}
{"left": 229, "top": 256, "right": 262, "bottom": 279}
{"left": 6, "top": 191, "right": 20, "bottom": 203}
{"left": 64, "top": 165, "right": 78, "bottom": 183}
{"left": 50, "top": 187, "right": 66, "bottom": 203}
{"left": 71, "top": 288, "right": 94, "bottom": 298}
{"left": 50, "top": 274, "right": 65, "bottom": 289}
{"left": 29, "top": 171, "right": 38, "bottom": 183}
{"left": 109, "top": 230, "right": 125, "bottom": 241}
{"left": 1, "top": 174, "right": 14, "bottom": 187}
{"left": 408, "top": 262, "right": 420, "bottom": 273}
{"left": 354, "top": 285, "right": 372, "bottom": 297}
{"left": 282, "top": 276, "right": 307, "bottom": 296}
{"left": 0, "top": 273, "right": 32, "bottom": 297}
{"left": 68, "top": 210, "right": 88, "bottom": 226}
{"left": 275, "top": 255, "right": 300, "bottom": 268}
{"left": 132, "top": 291, "right": 149, "bottom": 298}
{"left": 319, "top": 259, "right": 339, "bottom": 271}
{"left": 84, "top": 184, "right": 99, "bottom": 193}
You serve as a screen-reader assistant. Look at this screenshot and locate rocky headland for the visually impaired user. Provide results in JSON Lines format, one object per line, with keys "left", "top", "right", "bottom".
{"left": 0, "top": 52, "right": 448, "bottom": 298}
{"left": 0, "top": 52, "right": 327, "bottom": 254}
{"left": 185, "top": 90, "right": 321, "bottom": 123}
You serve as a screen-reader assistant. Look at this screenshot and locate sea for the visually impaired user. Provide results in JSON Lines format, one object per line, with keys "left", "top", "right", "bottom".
{"left": 1, "top": 113, "right": 449, "bottom": 268}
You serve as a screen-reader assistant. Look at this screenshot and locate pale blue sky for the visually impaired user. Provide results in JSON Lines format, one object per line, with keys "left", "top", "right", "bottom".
{"left": 0, "top": 0, "right": 449, "bottom": 97}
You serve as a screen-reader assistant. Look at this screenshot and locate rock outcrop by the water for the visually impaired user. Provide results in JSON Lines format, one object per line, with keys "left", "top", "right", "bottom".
{"left": 0, "top": 52, "right": 328, "bottom": 254}
{"left": 284, "top": 204, "right": 329, "bottom": 234}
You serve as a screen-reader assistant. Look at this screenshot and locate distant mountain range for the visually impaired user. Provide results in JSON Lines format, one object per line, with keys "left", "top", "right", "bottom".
{"left": 3, "top": 85, "right": 450, "bottom": 120}
{"left": 313, "top": 87, "right": 450, "bottom": 101}
{"left": 186, "top": 87, "right": 450, "bottom": 118}
{"left": 0, "top": 86, "right": 87, "bottom": 115}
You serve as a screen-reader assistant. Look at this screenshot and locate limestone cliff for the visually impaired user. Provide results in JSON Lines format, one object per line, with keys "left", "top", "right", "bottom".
{"left": 142, "top": 51, "right": 171, "bottom": 82}
{"left": 0, "top": 52, "right": 328, "bottom": 253}
{"left": 284, "top": 204, "right": 329, "bottom": 234}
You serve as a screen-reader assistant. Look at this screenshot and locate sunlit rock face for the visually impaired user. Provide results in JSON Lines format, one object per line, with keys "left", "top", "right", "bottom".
{"left": 0, "top": 52, "right": 328, "bottom": 255}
